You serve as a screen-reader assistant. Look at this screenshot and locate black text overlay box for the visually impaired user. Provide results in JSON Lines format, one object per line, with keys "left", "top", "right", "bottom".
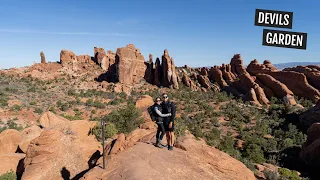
{"left": 262, "top": 29, "right": 307, "bottom": 50}
{"left": 255, "top": 9, "right": 293, "bottom": 29}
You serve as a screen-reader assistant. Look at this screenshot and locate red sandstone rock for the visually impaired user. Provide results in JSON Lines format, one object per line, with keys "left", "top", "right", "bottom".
{"left": 161, "top": 50, "right": 179, "bottom": 89}
{"left": 60, "top": 50, "right": 77, "bottom": 67}
{"left": 230, "top": 54, "right": 245, "bottom": 76}
{"left": 116, "top": 44, "right": 147, "bottom": 85}
{"left": 77, "top": 54, "right": 92, "bottom": 64}
{"left": 197, "top": 75, "right": 211, "bottom": 89}
{"left": 283, "top": 66, "right": 320, "bottom": 91}
{"left": 208, "top": 67, "right": 228, "bottom": 87}
{"left": 256, "top": 74, "right": 297, "bottom": 105}
{"left": 40, "top": 51, "right": 46, "bottom": 64}
{"left": 182, "top": 73, "right": 198, "bottom": 91}
{"left": 153, "top": 58, "right": 162, "bottom": 87}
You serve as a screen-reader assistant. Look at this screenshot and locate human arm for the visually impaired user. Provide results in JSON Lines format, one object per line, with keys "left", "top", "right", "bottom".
{"left": 154, "top": 106, "right": 171, "bottom": 117}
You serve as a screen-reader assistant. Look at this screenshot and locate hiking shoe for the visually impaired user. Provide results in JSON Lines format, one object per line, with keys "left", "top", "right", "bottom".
{"left": 155, "top": 142, "right": 164, "bottom": 148}
{"left": 168, "top": 146, "right": 174, "bottom": 151}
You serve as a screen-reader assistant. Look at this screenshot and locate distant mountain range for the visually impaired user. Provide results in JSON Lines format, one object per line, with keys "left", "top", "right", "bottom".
{"left": 273, "top": 62, "right": 320, "bottom": 70}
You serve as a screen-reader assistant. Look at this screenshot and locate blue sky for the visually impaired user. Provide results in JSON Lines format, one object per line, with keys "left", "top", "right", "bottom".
{"left": 0, "top": 0, "right": 319, "bottom": 69}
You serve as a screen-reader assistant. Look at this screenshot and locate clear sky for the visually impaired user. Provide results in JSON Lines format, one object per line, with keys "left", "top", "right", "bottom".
{"left": 0, "top": 0, "right": 319, "bottom": 69}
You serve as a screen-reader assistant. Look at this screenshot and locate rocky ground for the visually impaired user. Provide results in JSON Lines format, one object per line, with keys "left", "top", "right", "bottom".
{"left": 0, "top": 43, "right": 320, "bottom": 180}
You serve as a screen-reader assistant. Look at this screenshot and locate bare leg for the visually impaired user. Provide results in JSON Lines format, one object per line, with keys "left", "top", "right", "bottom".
{"left": 170, "top": 132, "right": 175, "bottom": 146}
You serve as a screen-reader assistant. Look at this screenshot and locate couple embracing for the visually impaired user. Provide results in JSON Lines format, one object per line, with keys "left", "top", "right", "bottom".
{"left": 152, "top": 93, "right": 176, "bottom": 151}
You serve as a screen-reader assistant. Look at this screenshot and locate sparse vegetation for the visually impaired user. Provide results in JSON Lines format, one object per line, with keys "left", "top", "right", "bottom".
{"left": 0, "top": 170, "right": 16, "bottom": 180}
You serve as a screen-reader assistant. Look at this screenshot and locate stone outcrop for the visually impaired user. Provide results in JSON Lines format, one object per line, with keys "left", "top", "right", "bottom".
{"left": 153, "top": 58, "right": 162, "bottom": 86}
{"left": 77, "top": 55, "right": 92, "bottom": 64}
{"left": 82, "top": 132, "right": 256, "bottom": 180}
{"left": 256, "top": 74, "right": 297, "bottom": 105}
{"left": 299, "top": 100, "right": 320, "bottom": 129}
{"left": 93, "top": 47, "right": 106, "bottom": 65}
{"left": 230, "top": 54, "right": 246, "bottom": 76}
{"left": 40, "top": 51, "right": 46, "bottom": 64}
{"left": 197, "top": 75, "right": 211, "bottom": 89}
{"left": 144, "top": 54, "right": 154, "bottom": 84}
{"left": 0, "top": 129, "right": 22, "bottom": 154}
{"left": 161, "top": 50, "right": 179, "bottom": 89}
{"left": 0, "top": 153, "right": 25, "bottom": 176}
{"left": 18, "top": 125, "right": 43, "bottom": 153}
{"left": 60, "top": 50, "right": 77, "bottom": 67}
{"left": 267, "top": 71, "right": 320, "bottom": 102}
{"left": 182, "top": 73, "right": 198, "bottom": 91}
{"left": 283, "top": 65, "right": 320, "bottom": 91}
{"left": 247, "top": 59, "right": 277, "bottom": 75}
{"left": 116, "top": 44, "right": 147, "bottom": 84}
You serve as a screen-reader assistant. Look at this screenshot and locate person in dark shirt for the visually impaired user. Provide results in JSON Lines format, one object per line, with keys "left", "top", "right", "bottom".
{"left": 161, "top": 93, "right": 176, "bottom": 151}
{"left": 153, "top": 97, "right": 171, "bottom": 148}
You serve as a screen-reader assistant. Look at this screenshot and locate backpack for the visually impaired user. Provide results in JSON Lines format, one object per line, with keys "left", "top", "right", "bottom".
{"left": 147, "top": 104, "right": 157, "bottom": 122}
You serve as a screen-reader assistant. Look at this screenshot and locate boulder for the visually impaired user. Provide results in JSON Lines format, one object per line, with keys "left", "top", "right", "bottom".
{"left": 116, "top": 44, "right": 147, "bottom": 84}
{"left": 0, "top": 153, "right": 25, "bottom": 176}
{"left": 39, "top": 111, "right": 69, "bottom": 129}
{"left": 60, "top": 50, "right": 77, "bottom": 67}
{"left": 0, "top": 129, "right": 22, "bottom": 154}
{"left": 18, "top": 125, "right": 43, "bottom": 153}
{"left": 22, "top": 125, "right": 101, "bottom": 180}
{"left": 135, "top": 95, "right": 154, "bottom": 110}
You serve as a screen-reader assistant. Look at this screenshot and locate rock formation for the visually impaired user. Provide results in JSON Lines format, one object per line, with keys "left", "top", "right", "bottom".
{"left": 283, "top": 65, "right": 320, "bottom": 91}
{"left": 153, "top": 58, "right": 162, "bottom": 86}
{"left": 115, "top": 44, "right": 147, "bottom": 84}
{"left": 161, "top": 50, "right": 179, "bottom": 89}
{"left": 60, "top": 50, "right": 77, "bottom": 68}
{"left": 144, "top": 54, "right": 154, "bottom": 84}
{"left": 82, "top": 131, "right": 256, "bottom": 180}
{"left": 40, "top": 51, "right": 46, "bottom": 63}
{"left": 182, "top": 73, "right": 198, "bottom": 91}
{"left": 256, "top": 74, "right": 297, "bottom": 105}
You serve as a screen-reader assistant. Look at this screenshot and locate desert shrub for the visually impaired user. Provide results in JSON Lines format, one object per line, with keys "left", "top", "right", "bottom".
{"left": 27, "top": 86, "right": 36, "bottom": 92}
{"left": 34, "top": 108, "right": 43, "bottom": 114}
{"left": 242, "top": 143, "right": 265, "bottom": 164}
{"left": 0, "top": 120, "right": 23, "bottom": 133}
{"left": 188, "top": 123, "right": 204, "bottom": 138}
{"left": 4, "top": 87, "right": 18, "bottom": 94}
{"left": 174, "top": 117, "right": 187, "bottom": 137}
{"left": 263, "top": 169, "right": 279, "bottom": 180}
{"left": 108, "top": 98, "right": 125, "bottom": 106}
{"left": 29, "top": 101, "right": 36, "bottom": 105}
{"left": 205, "top": 127, "right": 220, "bottom": 146}
{"left": 10, "top": 104, "right": 21, "bottom": 111}
{"left": 86, "top": 99, "right": 106, "bottom": 109}
{"left": 100, "top": 103, "right": 143, "bottom": 134}
{"left": 93, "top": 122, "right": 118, "bottom": 141}
{"left": 218, "top": 136, "right": 240, "bottom": 158}
{"left": 0, "top": 170, "right": 16, "bottom": 180}
{"left": 0, "top": 91, "right": 9, "bottom": 107}
{"left": 278, "top": 168, "right": 300, "bottom": 180}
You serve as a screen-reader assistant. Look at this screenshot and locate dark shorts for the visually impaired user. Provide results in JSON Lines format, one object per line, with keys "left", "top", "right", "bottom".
{"left": 164, "top": 122, "right": 175, "bottom": 132}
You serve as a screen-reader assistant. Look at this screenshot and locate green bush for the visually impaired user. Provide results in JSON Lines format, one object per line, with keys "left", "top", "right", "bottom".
{"left": 101, "top": 103, "right": 143, "bottom": 134}
{"left": 0, "top": 170, "right": 16, "bottom": 180}
{"left": 34, "top": 108, "right": 43, "bottom": 114}
{"left": 242, "top": 143, "right": 265, "bottom": 164}
{"left": 278, "top": 168, "right": 300, "bottom": 180}
{"left": 0, "top": 91, "right": 9, "bottom": 107}
{"left": 205, "top": 127, "right": 220, "bottom": 146}
{"left": 174, "top": 117, "right": 187, "bottom": 138}
{"left": 93, "top": 122, "right": 118, "bottom": 141}
{"left": 10, "top": 105, "right": 21, "bottom": 111}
